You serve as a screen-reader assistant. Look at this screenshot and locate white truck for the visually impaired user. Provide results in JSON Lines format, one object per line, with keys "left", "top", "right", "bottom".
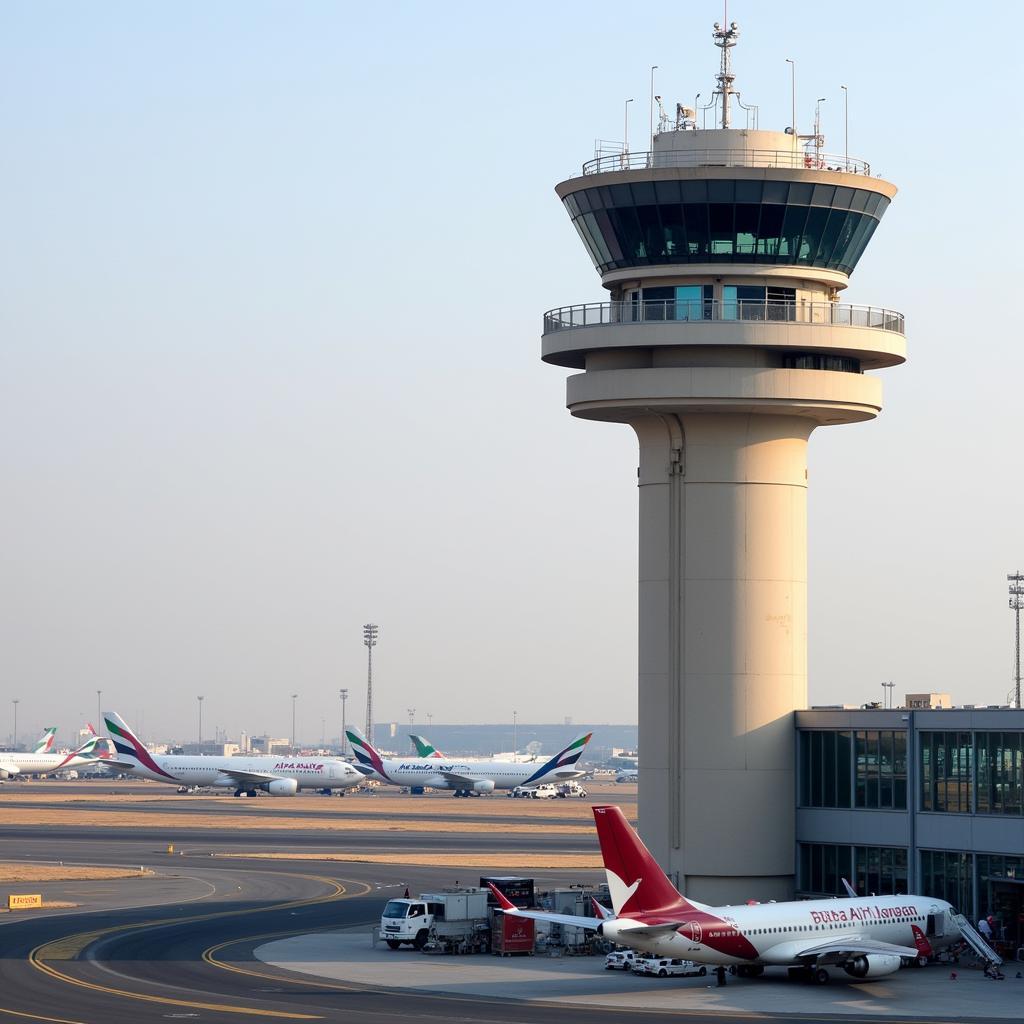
{"left": 379, "top": 890, "right": 489, "bottom": 950}
{"left": 556, "top": 780, "right": 587, "bottom": 798}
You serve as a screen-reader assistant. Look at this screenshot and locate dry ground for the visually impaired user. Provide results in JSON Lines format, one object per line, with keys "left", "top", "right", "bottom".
{"left": 0, "top": 863, "right": 153, "bottom": 882}
{"left": 217, "top": 852, "right": 603, "bottom": 869}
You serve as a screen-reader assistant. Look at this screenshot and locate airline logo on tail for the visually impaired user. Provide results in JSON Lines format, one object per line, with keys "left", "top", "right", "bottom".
{"left": 409, "top": 735, "right": 445, "bottom": 758}
{"left": 522, "top": 732, "right": 593, "bottom": 786}
{"left": 104, "top": 713, "right": 176, "bottom": 780}
{"left": 54, "top": 735, "right": 111, "bottom": 769}
{"left": 592, "top": 805, "right": 696, "bottom": 917}
{"left": 346, "top": 728, "right": 392, "bottom": 782}
{"left": 33, "top": 728, "right": 58, "bottom": 754}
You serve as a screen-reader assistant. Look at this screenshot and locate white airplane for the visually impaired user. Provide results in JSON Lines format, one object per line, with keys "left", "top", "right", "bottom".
{"left": 346, "top": 726, "right": 593, "bottom": 797}
{"left": 102, "top": 712, "right": 362, "bottom": 796}
{"left": 614, "top": 768, "right": 638, "bottom": 782}
{"left": 0, "top": 733, "right": 114, "bottom": 780}
{"left": 489, "top": 805, "right": 963, "bottom": 984}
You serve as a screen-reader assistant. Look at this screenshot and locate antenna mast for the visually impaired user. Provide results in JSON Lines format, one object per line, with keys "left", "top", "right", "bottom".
{"left": 1010, "top": 573, "right": 1023, "bottom": 708}
{"left": 712, "top": 19, "right": 740, "bottom": 128}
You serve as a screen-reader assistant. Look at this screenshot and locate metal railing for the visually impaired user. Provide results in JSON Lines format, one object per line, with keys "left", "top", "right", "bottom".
{"left": 579, "top": 149, "right": 872, "bottom": 177}
{"left": 543, "top": 300, "right": 904, "bottom": 334}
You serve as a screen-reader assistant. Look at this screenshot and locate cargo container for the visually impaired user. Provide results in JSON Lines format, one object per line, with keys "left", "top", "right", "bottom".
{"left": 419, "top": 889, "right": 489, "bottom": 921}
{"left": 480, "top": 876, "right": 534, "bottom": 908}
{"left": 492, "top": 912, "right": 535, "bottom": 955}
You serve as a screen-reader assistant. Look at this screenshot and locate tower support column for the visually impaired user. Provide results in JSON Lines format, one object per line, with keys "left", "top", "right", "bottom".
{"left": 634, "top": 412, "right": 812, "bottom": 903}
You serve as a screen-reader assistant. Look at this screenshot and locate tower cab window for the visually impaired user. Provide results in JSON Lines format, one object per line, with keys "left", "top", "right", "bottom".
{"left": 635, "top": 285, "right": 713, "bottom": 321}
{"left": 723, "top": 285, "right": 796, "bottom": 320}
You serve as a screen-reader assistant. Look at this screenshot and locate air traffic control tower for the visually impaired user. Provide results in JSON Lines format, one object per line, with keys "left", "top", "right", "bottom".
{"left": 543, "top": 23, "right": 904, "bottom": 901}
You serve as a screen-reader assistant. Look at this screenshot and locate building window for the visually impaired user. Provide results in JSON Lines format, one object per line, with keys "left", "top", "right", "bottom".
{"left": 919, "top": 731, "right": 972, "bottom": 813}
{"left": 854, "top": 730, "right": 907, "bottom": 809}
{"left": 800, "top": 729, "right": 907, "bottom": 808}
{"left": 920, "top": 849, "right": 972, "bottom": 917}
{"left": 977, "top": 854, "right": 1024, "bottom": 950}
{"left": 975, "top": 732, "right": 1023, "bottom": 816}
{"left": 798, "top": 843, "right": 906, "bottom": 898}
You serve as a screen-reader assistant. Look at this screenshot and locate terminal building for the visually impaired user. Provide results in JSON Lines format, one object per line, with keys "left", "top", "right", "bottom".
{"left": 796, "top": 705, "right": 1024, "bottom": 958}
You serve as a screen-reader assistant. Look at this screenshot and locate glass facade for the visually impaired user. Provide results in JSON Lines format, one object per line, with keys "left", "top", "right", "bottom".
{"left": 919, "top": 731, "right": 1024, "bottom": 815}
{"left": 798, "top": 729, "right": 906, "bottom": 809}
{"left": 920, "top": 849, "right": 972, "bottom": 916}
{"left": 799, "top": 843, "right": 907, "bottom": 898}
{"left": 976, "top": 732, "right": 1023, "bottom": 815}
{"left": 563, "top": 179, "right": 890, "bottom": 274}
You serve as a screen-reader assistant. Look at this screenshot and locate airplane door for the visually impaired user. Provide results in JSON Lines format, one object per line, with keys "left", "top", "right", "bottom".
{"left": 328, "top": 763, "right": 341, "bottom": 780}
{"left": 927, "top": 909, "right": 945, "bottom": 938}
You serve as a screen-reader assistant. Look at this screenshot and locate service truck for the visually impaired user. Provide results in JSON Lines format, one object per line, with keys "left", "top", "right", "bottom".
{"left": 379, "top": 889, "right": 490, "bottom": 950}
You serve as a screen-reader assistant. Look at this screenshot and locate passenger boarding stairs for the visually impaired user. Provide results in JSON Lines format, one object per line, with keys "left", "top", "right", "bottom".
{"left": 952, "top": 913, "right": 1002, "bottom": 966}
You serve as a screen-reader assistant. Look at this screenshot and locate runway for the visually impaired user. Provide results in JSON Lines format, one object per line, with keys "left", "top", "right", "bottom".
{"left": 0, "top": 789, "right": 1014, "bottom": 1024}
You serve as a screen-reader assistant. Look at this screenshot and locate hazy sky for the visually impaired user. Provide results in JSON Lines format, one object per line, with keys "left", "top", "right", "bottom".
{"left": 2, "top": 1, "right": 1021, "bottom": 746}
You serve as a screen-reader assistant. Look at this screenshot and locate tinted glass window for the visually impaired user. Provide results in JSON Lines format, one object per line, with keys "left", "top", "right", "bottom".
{"left": 563, "top": 180, "right": 889, "bottom": 273}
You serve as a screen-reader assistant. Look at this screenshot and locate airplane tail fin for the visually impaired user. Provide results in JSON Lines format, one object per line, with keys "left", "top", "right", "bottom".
{"left": 521, "top": 732, "right": 594, "bottom": 785}
{"left": 345, "top": 727, "right": 389, "bottom": 778}
{"left": 33, "top": 727, "right": 58, "bottom": 754}
{"left": 103, "top": 711, "right": 174, "bottom": 779}
{"left": 592, "top": 805, "right": 694, "bottom": 917}
{"left": 409, "top": 734, "right": 445, "bottom": 758}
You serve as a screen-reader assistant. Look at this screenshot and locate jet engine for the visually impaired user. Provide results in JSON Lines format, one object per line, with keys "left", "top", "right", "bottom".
{"left": 264, "top": 778, "right": 299, "bottom": 797}
{"left": 843, "top": 954, "right": 902, "bottom": 979}
{"left": 0, "top": 768, "right": 13, "bottom": 781}
{"left": 472, "top": 779, "right": 496, "bottom": 794}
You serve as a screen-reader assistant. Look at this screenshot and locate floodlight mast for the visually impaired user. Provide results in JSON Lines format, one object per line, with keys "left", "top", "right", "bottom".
{"left": 363, "top": 623, "right": 379, "bottom": 742}
{"left": 1010, "top": 573, "right": 1024, "bottom": 709}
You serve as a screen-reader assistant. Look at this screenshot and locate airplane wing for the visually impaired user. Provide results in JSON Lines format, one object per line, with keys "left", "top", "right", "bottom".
{"left": 216, "top": 768, "right": 289, "bottom": 785}
{"left": 438, "top": 771, "right": 494, "bottom": 788}
{"left": 793, "top": 936, "right": 920, "bottom": 963}
{"left": 486, "top": 884, "right": 601, "bottom": 931}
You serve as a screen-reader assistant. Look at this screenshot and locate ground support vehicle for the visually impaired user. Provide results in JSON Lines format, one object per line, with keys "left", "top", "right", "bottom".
{"left": 632, "top": 957, "right": 707, "bottom": 978}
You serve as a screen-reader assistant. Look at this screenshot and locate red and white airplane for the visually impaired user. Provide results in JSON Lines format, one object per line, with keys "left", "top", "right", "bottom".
{"left": 489, "top": 805, "right": 961, "bottom": 984}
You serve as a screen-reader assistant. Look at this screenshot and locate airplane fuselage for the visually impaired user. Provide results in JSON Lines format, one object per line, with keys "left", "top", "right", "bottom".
{"left": 123, "top": 756, "right": 360, "bottom": 790}
{"left": 364, "top": 759, "right": 583, "bottom": 791}
{"left": 602, "top": 894, "right": 957, "bottom": 967}
{"left": 0, "top": 751, "right": 100, "bottom": 777}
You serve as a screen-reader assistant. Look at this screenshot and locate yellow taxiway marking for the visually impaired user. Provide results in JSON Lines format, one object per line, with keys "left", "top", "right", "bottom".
{"left": 26, "top": 870, "right": 354, "bottom": 1020}
{"left": 0, "top": 1008, "right": 89, "bottom": 1024}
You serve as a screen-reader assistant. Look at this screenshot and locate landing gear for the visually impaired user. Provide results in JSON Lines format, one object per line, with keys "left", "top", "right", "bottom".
{"left": 736, "top": 965, "right": 764, "bottom": 978}
{"left": 813, "top": 967, "right": 830, "bottom": 985}
{"left": 715, "top": 966, "right": 727, "bottom": 987}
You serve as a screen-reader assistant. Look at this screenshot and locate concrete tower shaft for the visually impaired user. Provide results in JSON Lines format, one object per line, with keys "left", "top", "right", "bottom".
{"left": 544, "top": 50, "right": 903, "bottom": 902}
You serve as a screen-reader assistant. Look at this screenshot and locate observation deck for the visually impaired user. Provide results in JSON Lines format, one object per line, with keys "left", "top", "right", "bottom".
{"left": 576, "top": 149, "right": 873, "bottom": 177}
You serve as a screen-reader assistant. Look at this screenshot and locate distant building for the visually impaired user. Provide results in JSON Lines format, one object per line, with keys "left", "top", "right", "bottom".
{"left": 905, "top": 693, "right": 952, "bottom": 710}
{"left": 180, "top": 742, "right": 240, "bottom": 757}
{"left": 249, "top": 735, "right": 291, "bottom": 755}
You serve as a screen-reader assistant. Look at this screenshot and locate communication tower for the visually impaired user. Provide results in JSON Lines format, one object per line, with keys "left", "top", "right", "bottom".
{"left": 542, "top": 23, "right": 904, "bottom": 900}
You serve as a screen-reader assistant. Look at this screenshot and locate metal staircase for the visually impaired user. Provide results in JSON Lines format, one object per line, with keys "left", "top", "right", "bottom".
{"left": 952, "top": 913, "right": 1003, "bottom": 966}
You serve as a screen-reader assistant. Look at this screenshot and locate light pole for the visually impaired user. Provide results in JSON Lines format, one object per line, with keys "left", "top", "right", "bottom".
{"left": 291, "top": 693, "right": 298, "bottom": 751}
{"left": 426, "top": 712, "right": 433, "bottom": 730}
{"left": 363, "top": 623, "right": 378, "bottom": 744}
{"left": 1010, "top": 573, "right": 1024, "bottom": 709}
{"left": 882, "top": 680, "right": 895, "bottom": 709}
{"left": 623, "top": 98, "right": 634, "bottom": 159}
{"left": 96, "top": 690, "right": 102, "bottom": 729}
{"left": 339, "top": 688, "right": 348, "bottom": 752}
{"left": 840, "top": 84, "right": 848, "bottom": 168}
{"left": 12, "top": 699, "right": 19, "bottom": 750}
{"left": 407, "top": 707, "right": 416, "bottom": 751}
{"left": 649, "top": 66, "right": 658, "bottom": 150}
{"left": 785, "top": 58, "right": 796, "bottom": 153}
{"left": 512, "top": 710, "right": 518, "bottom": 763}
{"left": 197, "top": 695, "right": 204, "bottom": 743}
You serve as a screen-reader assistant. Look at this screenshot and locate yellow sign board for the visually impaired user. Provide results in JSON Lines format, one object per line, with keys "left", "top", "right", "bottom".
{"left": 8, "top": 893, "right": 42, "bottom": 910}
